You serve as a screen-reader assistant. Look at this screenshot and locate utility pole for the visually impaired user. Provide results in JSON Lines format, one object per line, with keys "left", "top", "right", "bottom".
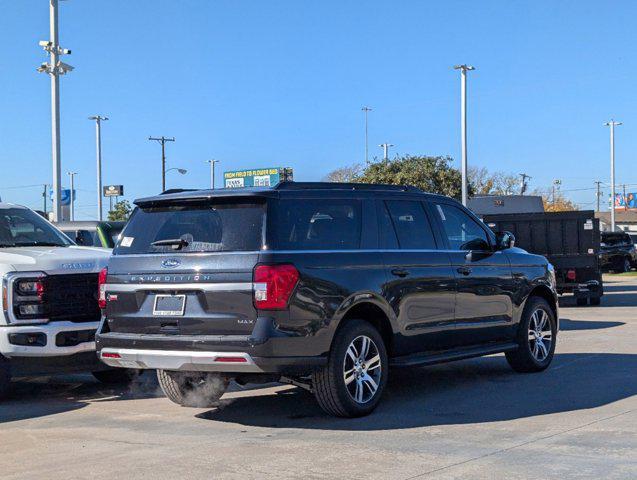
{"left": 149, "top": 136, "right": 175, "bottom": 192}
{"left": 67, "top": 171, "right": 77, "bottom": 221}
{"left": 595, "top": 181, "right": 603, "bottom": 213}
{"left": 623, "top": 184, "right": 628, "bottom": 211}
{"left": 604, "top": 120, "right": 622, "bottom": 232}
{"left": 37, "top": 0, "right": 73, "bottom": 222}
{"left": 552, "top": 179, "right": 561, "bottom": 202}
{"left": 454, "top": 64, "right": 475, "bottom": 206}
{"left": 519, "top": 173, "right": 531, "bottom": 195}
{"left": 42, "top": 184, "right": 48, "bottom": 215}
{"left": 206, "top": 159, "right": 220, "bottom": 189}
{"left": 379, "top": 143, "right": 394, "bottom": 161}
{"left": 362, "top": 106, "right": 372, "bottom": 164}
{"left": 89, "top": 115, "right": 108, "bottom": 220}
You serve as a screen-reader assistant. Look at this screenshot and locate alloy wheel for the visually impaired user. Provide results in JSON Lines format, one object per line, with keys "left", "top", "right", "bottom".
{"left": 343, "top": 335, "right": 382, "bottom": 404}
{"left": 528, "top": 308, "right": 552, "bottom": 362}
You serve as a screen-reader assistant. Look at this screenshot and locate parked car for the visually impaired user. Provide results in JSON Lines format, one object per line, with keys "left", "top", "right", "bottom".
{"left": 0, "top": 203, "right": 131, "bottom": 398}
{"left": 96, "top": 182, "right": 559, "bottom": 417}
{"left": 482, "top": 211, "right": 603, "bottom": 306}
{"left": 599, "top": 231, "right": 637, "bottom": 273}
{"left": 56, "top": 221, "right": 126, "bottom": 249}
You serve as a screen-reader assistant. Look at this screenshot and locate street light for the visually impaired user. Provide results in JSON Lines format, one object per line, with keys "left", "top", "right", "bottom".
{"left": 453, "top": 64, "right": 475, "bottom": 206}
{"left": 604, "top": 120, "right": 622, "bottom": 231}
{"left": 362, "top": 107, "right": 372, "bottom": 164}
{"left": 379, "top": 143, "right": 394, "bottom": 161}
{"left": 88, "top": 115, "right": 108, "bottom": 221}
{"left": 206, "top": 159, "right": 220, "bottom": 189}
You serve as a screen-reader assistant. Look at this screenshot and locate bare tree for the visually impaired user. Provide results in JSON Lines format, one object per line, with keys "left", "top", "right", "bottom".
{"left": 468, "top": 167, "right": 520, "bottom": 195}
{"left": 323, "top": 163, "right": 364, "bottom": 183}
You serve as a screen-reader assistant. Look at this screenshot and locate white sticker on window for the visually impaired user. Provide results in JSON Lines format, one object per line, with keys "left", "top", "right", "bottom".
{"left": 120, "top": 236, "right": 134, "bottom": 247}
{"left": 436, "top": 204, "right": 446, "bottom": 221}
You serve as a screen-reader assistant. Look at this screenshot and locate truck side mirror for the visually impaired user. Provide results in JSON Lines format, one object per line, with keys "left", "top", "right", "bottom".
{"left": 496, "top": 231, "right": 515, "bottom": 250}
{"left": 74, "top": 230, "right": 93, "bottom": 246}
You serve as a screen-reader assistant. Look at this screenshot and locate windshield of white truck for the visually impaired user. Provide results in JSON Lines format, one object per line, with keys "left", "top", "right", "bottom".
{"left": 0, "top": 208, "right": 72, "bottom": 248}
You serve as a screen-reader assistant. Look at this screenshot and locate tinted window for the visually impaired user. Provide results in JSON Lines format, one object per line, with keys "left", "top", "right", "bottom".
{"left": 435, "top": 203, "right": 490, "bottom": 250}
{"left": 385, "top": 200, "right": 436, "bottom": 249}
{"left": 378, "top": 202, "right": 399, "bottom": 249}
{"left": 114, "top": 201, "right": 264, "bottom": 255}
{"left": 0, "top": 208, "right": 71, "bottom": 247}
{"left": 62, "top": 229, "right": 100, "bottom": 247}
{"left": 272, "top": 199, "right": 361, "bottom": 250}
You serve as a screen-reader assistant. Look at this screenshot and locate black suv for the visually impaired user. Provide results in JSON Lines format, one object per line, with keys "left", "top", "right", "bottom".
{"left": 96, "top": 182, "right": 559, "bottom": 417}
{"left": 599, "top": 231, "right": 637, "bottom": 273}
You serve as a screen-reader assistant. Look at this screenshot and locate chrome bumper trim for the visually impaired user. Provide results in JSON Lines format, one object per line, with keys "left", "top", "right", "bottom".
{"left": 100, "top": 348, "right": 263, "bottom": 372}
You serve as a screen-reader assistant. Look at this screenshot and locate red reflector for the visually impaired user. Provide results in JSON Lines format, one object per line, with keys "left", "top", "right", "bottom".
{"left": 102, "top": 352, "right": 121, "bottom": 359}
{"left": 567, "top": 269, "right": 576, "bottom": 281}
{"left": 253, "top": 264, "right": 299, "bottom": 310}
{"left": 214, "top": 356, "right": 248, "bottom": 363}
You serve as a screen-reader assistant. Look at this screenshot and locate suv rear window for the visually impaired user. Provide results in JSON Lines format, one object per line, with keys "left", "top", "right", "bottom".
{"left": 114, "top": 201, "right": 265, "bottom": 255}
{"left": 270, "top": 199, "right": 361, "bottom": 250}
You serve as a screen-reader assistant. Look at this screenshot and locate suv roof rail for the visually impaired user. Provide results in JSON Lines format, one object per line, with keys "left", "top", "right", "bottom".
{"left": 160, "top": 188, "right": 199, "bottom": 195}
{"left": 274, "top": 182, "right": 422, "bottom": 193}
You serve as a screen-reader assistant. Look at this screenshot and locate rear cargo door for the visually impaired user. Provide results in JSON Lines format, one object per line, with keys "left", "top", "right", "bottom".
{"left": 104, "top": 199, "right": 265, "bottom": 336}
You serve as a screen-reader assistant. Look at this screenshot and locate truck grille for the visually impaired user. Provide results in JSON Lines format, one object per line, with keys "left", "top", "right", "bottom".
{"left": 44, "top": 273, "right": 101, "bottom": 323}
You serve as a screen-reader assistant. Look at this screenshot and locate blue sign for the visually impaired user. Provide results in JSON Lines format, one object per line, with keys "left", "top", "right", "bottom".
{"left": 49, "top": 189, "right": 74, "bottom": 206}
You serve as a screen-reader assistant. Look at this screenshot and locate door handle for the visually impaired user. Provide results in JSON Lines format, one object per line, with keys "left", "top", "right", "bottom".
{"left": 391, "top": 268, "right": 409, "bottom": 278}
{"left": 457, "top": 266, "right": 472, "bottom": 276}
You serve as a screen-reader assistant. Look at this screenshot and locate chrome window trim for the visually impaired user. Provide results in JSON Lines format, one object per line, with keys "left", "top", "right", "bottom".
{"left": 105, "top": 282, "right": 252, "bottom": 293}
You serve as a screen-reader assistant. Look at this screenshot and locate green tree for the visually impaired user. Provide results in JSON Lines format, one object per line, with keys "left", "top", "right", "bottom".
{"left": 356, "top": 155, "right": 463, "bottom": 199}
{"left": 108, "top": 200, "right": 132, "bottom": 221}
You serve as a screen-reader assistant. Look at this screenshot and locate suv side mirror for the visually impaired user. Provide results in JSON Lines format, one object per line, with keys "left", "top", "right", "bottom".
{"left": 496, "top": 231, "right": 515, "bottom": 250}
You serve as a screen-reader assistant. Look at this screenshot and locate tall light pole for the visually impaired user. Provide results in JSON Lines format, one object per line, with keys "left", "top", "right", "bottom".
{"left": 453, "top": 64, "right": 475, "bottom": 206}
{"left": 149, "top": 136, "right": 175, "bottom": 192}
{"left": 206, "top": 159, "right": 220, "bottom": 189}
{"left": 379, "top": 143, "right": 394, "bottom": 161}
{"left": 604, "top": 120, "right": 622, "bottom": 231}
{"left": 362, "top": 106, "right": 372, "bottom": 164}
{"left": 89, "top": 115, "right": 108, "bottom": 220}
{"left": 67, "top": 171, "right": 77, "bottom": 221}
{"left": 37, "top": 0, "right": 73, "bottom": 222}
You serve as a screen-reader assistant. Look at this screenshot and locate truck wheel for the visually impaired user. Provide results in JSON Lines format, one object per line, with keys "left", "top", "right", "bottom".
{"left": 92, "top": 368, "right": 138, "bottom": 385}
{"left": 0, "top": 356, "right": 10, "bottom": 400}
{"left": 312, "top": 319, "right": 388, "bottom": 418}
{"left": 506, "top": 297, "right": 556, "bottom": 373}
{"left": 157, "top": 370, "right": 229, "bottom": 408}
{"left": 623, "top": 258, "right": 632, "bottom": 273}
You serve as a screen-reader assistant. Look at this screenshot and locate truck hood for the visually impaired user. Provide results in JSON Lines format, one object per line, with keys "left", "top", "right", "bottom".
{"left": 0, "top": 246, "right": 110, "bottom": 274}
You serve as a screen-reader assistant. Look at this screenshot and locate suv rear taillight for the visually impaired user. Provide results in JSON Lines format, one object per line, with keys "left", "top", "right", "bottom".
{"left": 253, "top": 264, "right": 299, "bottom": 310}
{"left": 566, "top": 269, "right": 576, "bottom": 281}
{"left": 98, "top": 267, "right": 108, "bottom": 309}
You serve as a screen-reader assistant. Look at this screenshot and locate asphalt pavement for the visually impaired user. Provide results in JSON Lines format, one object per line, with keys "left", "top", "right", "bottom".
{"left": 1, "top": 275, "right": 635, "bottom": 479}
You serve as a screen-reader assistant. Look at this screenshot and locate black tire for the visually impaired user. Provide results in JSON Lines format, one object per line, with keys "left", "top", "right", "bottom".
{"left": 576, "top": 297, "right": 588, "bottom": 306}
{"left": 0, "top": 356, "right": 11, "bottom": 400}
{"left": 623, "top": 258, "right": 632, "bottom": 273}
{"left": 92, "top": 368, "right": 139, "bottom": 384}
{"left": 506, "top": 297, "right": 557, "bottom": 373}
{"left": 589, "top": 296, "right": 601, "bottom": 306}
{"left": 312, "top": 319, "right": 388, "bottom": 417}
{"left": 157, "top": 370, "right": 229, "bottom": 408}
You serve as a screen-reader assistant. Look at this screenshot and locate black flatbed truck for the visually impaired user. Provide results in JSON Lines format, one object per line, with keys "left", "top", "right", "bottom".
{"left": 481, "top": 210, "right": 602, "bottom": 306}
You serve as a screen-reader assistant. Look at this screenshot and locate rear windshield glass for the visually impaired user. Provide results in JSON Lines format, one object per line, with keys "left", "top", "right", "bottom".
{"left": 114, "top": 201, "right": 264, "bottom": 255}
{"left": 270, "top": 199, "right": 362, "bottom": 250}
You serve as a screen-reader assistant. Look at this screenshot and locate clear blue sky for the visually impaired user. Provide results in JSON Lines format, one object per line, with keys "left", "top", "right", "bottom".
{"left": 1, "top": 0, "right": 636, "bottom": 218}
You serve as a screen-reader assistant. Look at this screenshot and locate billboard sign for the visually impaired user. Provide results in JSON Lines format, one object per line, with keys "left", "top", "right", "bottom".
{"left": 49, "top": 189, "right": 74, "bottom": 206}
{"left": 224, "top": 167, "right": 293, "bottom": 189}
{"left": 614, "top": 193, "right": 637, "bottom": 209}
{"left": 103, "top": 185, "right": 124, "bottom": 197}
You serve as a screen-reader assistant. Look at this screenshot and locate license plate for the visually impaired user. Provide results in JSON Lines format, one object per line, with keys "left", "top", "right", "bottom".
{"left": 153, "top": 294, "right": 186, "bottom": 316}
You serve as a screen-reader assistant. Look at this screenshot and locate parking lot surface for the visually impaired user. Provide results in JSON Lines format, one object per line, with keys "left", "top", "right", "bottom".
{"left": 1, "top": 275, "right": 635, "bottom": 480}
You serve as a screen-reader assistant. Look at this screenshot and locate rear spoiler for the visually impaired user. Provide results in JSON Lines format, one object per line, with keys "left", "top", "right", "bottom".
{"left": 134, "top": 188, "right": 277, "bottom": 208}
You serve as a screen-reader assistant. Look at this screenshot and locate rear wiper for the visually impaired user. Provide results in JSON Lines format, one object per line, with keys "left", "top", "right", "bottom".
{"left": 151, "top": 238, "right": 190, "bottom": 250}
{"left": 14, "top": 242, "right": 66, "bottom": 247}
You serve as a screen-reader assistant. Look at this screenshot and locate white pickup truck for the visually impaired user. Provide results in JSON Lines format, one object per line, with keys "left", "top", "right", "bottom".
{"left": 0, "top": 202, "right": 127, "bottom": 398}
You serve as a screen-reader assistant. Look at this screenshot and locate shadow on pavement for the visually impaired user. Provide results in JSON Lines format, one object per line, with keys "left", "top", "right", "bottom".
{"left": 0, "top": 371, "right": 162, "bottom": 423}
{"left": 559, "top": 318, "right": 625, "bottom": 330}
{"left": 199, "top": 352, "right": 636, "bottom": 431}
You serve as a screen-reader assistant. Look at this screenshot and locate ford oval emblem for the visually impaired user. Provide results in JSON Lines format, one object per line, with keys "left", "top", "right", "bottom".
{"left": 161, "top": 258, "right": 181, "bottom": 269}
